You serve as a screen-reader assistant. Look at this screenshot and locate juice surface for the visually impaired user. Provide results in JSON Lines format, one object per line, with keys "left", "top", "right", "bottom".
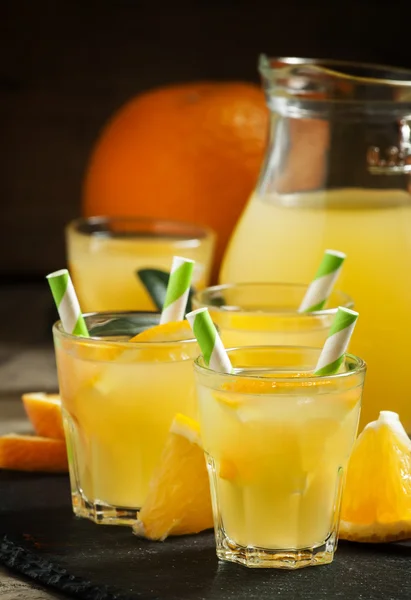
{"left": 197, "top": 375, "right": 361, "bottom": 549}
{"left": 221, "top": 189, "right": 411, "bottom": 431}
{"left": 209, "top": 311, "right": 335, "bottom": 350}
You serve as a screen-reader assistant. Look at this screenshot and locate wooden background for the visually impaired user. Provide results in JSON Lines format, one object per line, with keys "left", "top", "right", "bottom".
{"left": 2, "top": 0, "right": 410, "bottom": 279}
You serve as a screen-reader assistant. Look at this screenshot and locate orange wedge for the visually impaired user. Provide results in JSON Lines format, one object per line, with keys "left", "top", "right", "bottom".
{"left": 133, "top": 413, "right": 213, "bottom": 540}
{"left": 22, "top": 392, "right": 65, "bottom": 440}
{"left": 339, "top": 411, "right": 411, "bottom": 542}
{"left": 0, "top": 434, "right": 68, "bottom": 472}
{"left": 130, "top": 320, "right": 193, "bottom": 342}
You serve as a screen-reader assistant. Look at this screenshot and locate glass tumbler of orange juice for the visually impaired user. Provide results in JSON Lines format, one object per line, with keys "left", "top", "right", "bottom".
{"left": 66, "top": 217, "right": 215, "bottom": 313}
{"left": 193, "top": 283, "right": 353, "bottom": 349}
{"left": 53, "top": 311, "right": 198, "bottom": 525}
{"left": 194, "top": 346, "right": 365, "bottom": 568}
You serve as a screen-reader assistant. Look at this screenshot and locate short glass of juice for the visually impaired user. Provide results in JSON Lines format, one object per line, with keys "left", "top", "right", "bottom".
{"left": 66, "top": 217, "right": 216, "bottom": 312}
{"left": 194, "top": 345, "right": 366, "bottom": 568}
{"left": 192, "top": 283, "right": 354, "bottom": 348}
{"left": 53, "top": 311, "right": 198, "bottom": 525}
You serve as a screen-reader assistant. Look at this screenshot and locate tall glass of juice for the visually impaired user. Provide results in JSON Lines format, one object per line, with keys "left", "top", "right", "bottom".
{"left": 195, "top": 346, "right": 366, "bottom": 568}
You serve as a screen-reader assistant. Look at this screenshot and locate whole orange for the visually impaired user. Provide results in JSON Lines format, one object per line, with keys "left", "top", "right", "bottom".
{"left": 83, "top": 82, "right": 268, "bottom": 280}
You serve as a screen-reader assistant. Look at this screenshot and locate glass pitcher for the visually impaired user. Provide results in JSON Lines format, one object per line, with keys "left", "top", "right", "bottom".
{"left": 220, "top": 56, "right": 411, "bottom": 432}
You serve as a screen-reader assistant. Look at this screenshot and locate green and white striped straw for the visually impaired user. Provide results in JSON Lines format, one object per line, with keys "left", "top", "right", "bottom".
{"left": 160, "top": 256, "right": 195, "bottom": 324}
{"left": 298, "top": 249, "right": 346, "bottom": 313}
{"left": 46, "top": 269, "right": 89, "bottom": 337}
{"left": 314, "top": 307, "right": 358, "bottom": 376}
{"left": 186, "top": 307, "right": 232, "bottom": 373}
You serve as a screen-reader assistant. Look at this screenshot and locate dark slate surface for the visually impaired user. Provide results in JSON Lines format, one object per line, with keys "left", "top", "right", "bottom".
{"left": 0, "top": 472, "right": 410, "bottom": 599}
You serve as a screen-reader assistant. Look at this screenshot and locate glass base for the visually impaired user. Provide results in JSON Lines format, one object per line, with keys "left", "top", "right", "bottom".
{"left": 216, "top": 529, "right": 337, "bottom": 569}
{"left": 72, "top": 491, "right": 139, "bottom": 526}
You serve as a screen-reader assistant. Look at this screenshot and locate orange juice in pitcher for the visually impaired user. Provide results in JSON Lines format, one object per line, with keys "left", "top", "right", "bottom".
{"left": 221, "top": 57, "right": 411, "bottom": 431}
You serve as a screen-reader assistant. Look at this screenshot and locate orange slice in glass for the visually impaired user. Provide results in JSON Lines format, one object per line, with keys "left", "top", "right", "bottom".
{"left": 130, "top": 320, "right": 193, "bottom": 343}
